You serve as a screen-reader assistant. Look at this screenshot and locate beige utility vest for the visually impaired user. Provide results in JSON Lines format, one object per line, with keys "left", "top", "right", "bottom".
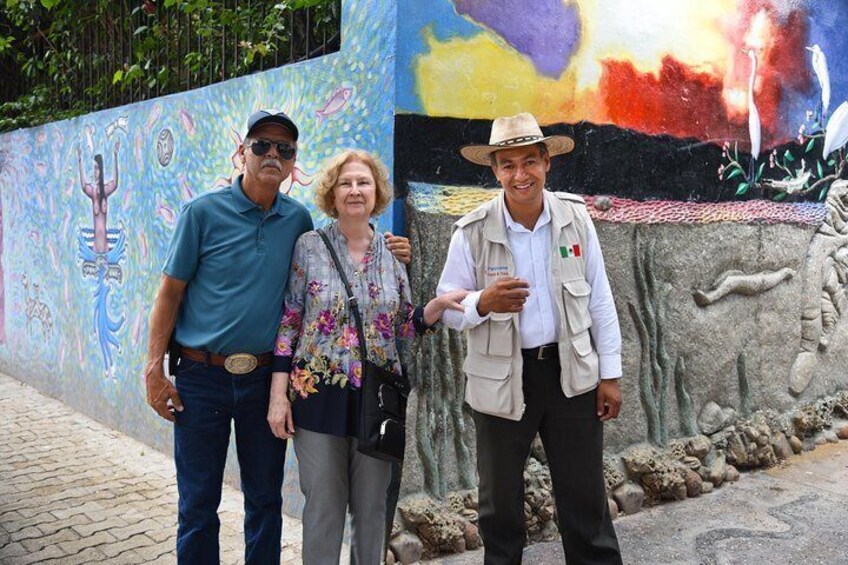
{"left": 454, "top": 190, "right": 600, "bottom": 421}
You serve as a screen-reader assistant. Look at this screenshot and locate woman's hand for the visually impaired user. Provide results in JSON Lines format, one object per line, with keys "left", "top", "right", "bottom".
{"left": 439, "top": 289, "right": 470, "bottom": 313}
{"left": 423, "top": 289, "right": 470, "bottom": 326}
{"left": 268, "top": 372, "right": 295, "bottom": 439}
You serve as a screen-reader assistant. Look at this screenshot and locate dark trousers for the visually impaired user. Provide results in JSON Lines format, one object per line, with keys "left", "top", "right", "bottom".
{"left": 173, "top": 360, "right": 287, "bottom": 564}
{"left": 473, "top": 354, "right": 622, "bottom": 565}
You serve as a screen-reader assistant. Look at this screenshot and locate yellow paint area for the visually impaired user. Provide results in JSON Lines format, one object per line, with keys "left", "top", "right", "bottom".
{"left": 414, "top": 28, "right": 602, "bottom": 124}
{"left": 413, "top": 0, "right": 741, "bottom": 124}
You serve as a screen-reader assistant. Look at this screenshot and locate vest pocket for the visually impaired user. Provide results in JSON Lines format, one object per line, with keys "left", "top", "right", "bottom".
{"left": 487, "top": 313, "right": 514, "bottom": 357}
{"left": 566, "top": 330, "right": 600, "bottom": 393}
{"left": 562, "top": 280, "right": 593, "bottom": 335}
{"left": 463, "top": 353, "right": 513, "bottom": 416}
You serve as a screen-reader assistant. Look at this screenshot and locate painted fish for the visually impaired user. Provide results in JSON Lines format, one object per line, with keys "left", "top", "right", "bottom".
{"left": 64, "top": 278, "right": 69, "bottom": 306}
{"left": 61, "top": 209, "right": 71, "bottom": 236}
{"left": 106, "top": 115, "right": 129, "bottom": 139}
{"left": 47, "top": 241, "right": 59, "bottom": 270}
{"left": 180, "top": 108, "right": 196, "bottom": 136}
{"left": 316, "top": 87, "right": 352, "bottom": 121}
{"left": 77, "top": 335, "right": 84, "bottom": 365}
{"left": 145, "top": 103, "right": 163, "bottom": 130}
{"left": 53, "top": 128, "right": 64, "bottom": 146}
{"left": 134, "top": 132, "right": 143, "bottom": 167}
{"left": 35, "top": 130, "right": 47, "bottom": 145}
{"left": 139, "top": 230, "right": 148, "bottom": 260}
{"left": 84, "top": 124, "right": 95, "bottom": 152}
{"left": 35, "top": 162, "right": 47, "bottom": 177}
{"left": 157, "top": 202, "right": 177, "bottom": 228}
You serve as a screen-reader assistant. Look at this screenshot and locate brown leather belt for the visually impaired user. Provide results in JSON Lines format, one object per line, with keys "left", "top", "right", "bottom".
{"left": 179, "top": 346, "right": 273, "bottom": 375}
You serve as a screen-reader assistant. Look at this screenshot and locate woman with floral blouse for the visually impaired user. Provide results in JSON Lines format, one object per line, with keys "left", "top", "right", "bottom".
{"left": 269, "top": 150, "right": 467, "bottom": 565}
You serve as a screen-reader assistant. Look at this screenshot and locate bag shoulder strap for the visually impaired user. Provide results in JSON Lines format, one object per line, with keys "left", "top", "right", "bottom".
{"left": 317, "top": 229, "right": 368, "bottom": 365}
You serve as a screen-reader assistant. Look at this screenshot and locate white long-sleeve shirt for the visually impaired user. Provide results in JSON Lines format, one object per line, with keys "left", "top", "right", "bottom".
{"left": 436, "top": 194, "right": 622, "bottom": 379}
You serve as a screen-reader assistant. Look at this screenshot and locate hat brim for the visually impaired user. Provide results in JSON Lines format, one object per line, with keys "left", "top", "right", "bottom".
{"left": 460, "top": 135, "right": 575, "bottom": 166}
{"left": 247, "top": 115, "right": 299, "bottom": 141}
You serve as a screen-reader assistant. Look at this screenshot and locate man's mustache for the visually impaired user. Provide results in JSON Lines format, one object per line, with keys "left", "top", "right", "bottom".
{"left": 261, "top": 159, "right": 282, "bottom": 170}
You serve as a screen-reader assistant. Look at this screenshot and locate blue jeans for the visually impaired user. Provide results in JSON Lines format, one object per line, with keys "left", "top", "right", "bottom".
{"left": 174, "top": 359, "right": 286, "bottom": 564}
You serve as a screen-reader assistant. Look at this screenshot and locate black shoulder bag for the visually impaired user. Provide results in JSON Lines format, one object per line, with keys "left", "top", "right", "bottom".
{"left": 317, "top": 229, "right": 411, "bottom": 463}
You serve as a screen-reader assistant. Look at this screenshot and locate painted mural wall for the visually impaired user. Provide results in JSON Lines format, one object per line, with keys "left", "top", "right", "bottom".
{"left": 392, "top": 0, "right": 848, "bottom": 504}
{"left": 396, "top": 0, "right": 848, "bottom": 202}
{"left": 0, "top": 0, "right": 396, "bottom": 513}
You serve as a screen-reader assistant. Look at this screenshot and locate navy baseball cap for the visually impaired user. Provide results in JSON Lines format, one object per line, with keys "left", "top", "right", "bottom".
{"left": 246, "top": 110, "right": 299, "bottom": 141}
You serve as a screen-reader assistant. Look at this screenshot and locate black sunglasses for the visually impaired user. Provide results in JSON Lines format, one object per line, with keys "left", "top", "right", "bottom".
{"left": 246, "top": 139, "right": 296, "bottom": 160}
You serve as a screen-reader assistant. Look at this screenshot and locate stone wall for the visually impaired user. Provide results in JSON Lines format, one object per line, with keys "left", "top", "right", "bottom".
{"left": 402, "top": 181, "right": 848, "bottom": 498}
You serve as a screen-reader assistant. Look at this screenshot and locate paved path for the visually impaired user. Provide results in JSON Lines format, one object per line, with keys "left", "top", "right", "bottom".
{"left": 0, "top": 374, "right": 303, "bottom": 564}
{"left": 435, "top": 438, "right": 848, "bottom": 565}
{"left": 3, "top": 372, "right": 848, "bottom": 564}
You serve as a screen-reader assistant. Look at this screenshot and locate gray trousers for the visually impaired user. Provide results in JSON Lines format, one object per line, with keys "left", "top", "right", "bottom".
{"left": 294, "top": 427, "right": 393, "bottom": 565}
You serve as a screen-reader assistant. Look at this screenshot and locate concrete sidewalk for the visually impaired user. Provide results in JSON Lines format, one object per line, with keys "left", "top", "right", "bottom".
{"left": 433, "top": 435, "right": 848, "bottom": 565}
{"left": 0, "top": 374, "right": 303, "bottom": 564}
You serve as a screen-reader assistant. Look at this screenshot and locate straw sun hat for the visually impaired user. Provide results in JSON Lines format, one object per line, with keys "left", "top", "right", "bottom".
{"left": 459, "top": 112, "right": 574, "bottom": 166}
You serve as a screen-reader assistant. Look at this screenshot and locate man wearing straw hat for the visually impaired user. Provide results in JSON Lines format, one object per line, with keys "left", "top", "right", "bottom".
{"left": 437, "top": 112, "right": 623, "bottom": 564}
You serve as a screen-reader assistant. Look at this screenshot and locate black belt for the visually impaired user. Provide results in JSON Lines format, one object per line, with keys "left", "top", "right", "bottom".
{"left": 521, "top": 343, "right": 558, "bottom": 361}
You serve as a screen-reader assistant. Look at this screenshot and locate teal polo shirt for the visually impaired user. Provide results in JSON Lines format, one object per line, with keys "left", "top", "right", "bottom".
{"left": 163, "top": 175, "right": 313, "bottom": 355}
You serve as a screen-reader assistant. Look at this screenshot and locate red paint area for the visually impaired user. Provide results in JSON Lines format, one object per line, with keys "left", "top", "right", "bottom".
{"left": 597, "top": 7, "right": 811, "bottom": 152}
{"left": 600, "top": 56, "right": 745, "bottom": 144}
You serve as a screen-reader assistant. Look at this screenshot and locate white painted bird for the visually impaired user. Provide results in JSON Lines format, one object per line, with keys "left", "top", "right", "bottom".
{"left": 823, "top": 101, "right": 848, "bottom": 158}
{"left": 746, "top": 49, "right": 761, "bottom": 179}
{"left": 806, "top": 44, "right": 831, "bottom": 119}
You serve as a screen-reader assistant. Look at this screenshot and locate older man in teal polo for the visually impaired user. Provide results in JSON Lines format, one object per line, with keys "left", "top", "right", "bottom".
{"left": 144, "top": 110, "right": 410, "bottom": 564}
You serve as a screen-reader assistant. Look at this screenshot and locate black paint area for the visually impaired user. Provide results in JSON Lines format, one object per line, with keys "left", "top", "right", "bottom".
{"left": 394, "top": 114, "right": 819, "bottom": 203}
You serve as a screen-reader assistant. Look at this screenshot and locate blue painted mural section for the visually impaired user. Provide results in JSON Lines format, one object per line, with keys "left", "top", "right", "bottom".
{"left": 0, "top": 0, "right": 395, "bottom": 516}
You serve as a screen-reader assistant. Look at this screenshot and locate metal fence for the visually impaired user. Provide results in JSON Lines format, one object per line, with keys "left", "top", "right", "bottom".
{"left": 0, "top": 0, "right": 340, "bottom": 114}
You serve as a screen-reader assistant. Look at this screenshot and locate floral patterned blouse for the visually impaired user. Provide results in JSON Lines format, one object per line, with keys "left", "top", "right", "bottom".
{"left": 273, "top": 221, "right": 429, "bottom": 438}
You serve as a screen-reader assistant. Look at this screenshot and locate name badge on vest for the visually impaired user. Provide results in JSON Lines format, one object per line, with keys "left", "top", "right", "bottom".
{"left": 485, "top": 265, "right": 510, "bottom": 281}
{"left": 559, "top": 244, "right": 581, "bottom": 258}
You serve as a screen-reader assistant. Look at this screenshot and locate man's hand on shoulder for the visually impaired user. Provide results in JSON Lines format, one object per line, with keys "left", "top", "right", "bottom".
{"left": 384, "top": 231, "right": 412, "bottom": 264}
{"left": 596, "top": 378, "right": 622, "bottom": 421}
{"left": 145, "top": 361, "right": 183, "bottom": 422}
{"left": 477, "top": 277, "right": 530, "bottom": 316}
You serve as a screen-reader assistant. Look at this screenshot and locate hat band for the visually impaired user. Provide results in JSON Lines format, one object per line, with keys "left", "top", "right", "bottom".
{"left": 495, "top": 135, "right": 543, "bottom": 147}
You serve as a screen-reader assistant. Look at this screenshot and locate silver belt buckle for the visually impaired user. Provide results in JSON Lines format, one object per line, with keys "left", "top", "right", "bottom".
{"left": 224, "top": 353, "right": 258, "bottom": 375}
{"left": 538, "top": 344, "right": 555, "bottom": 361}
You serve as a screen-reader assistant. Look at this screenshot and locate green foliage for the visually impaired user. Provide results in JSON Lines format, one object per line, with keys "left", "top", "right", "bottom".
{"left": 0, "top": 0, "right": 340, "bottom": 131}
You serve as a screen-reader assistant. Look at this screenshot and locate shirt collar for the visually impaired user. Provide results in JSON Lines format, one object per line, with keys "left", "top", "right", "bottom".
{"left": 500, "top": 192, "right": 551, "bottom": 233}
{"left": 231, "top": 174, "right": 284, "bottom": 215}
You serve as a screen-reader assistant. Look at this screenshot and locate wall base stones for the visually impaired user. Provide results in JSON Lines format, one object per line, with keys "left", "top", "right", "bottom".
{"left": 389, "top": 390, "right": 848, "bottom": 561}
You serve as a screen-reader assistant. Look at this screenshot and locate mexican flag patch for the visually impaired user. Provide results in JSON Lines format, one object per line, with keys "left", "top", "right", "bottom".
{"left": 559, "top": 244, "right": 581, "bottom": 258}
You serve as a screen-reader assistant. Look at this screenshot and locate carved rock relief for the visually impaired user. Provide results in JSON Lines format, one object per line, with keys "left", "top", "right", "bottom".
{"left": 789, "top": 180, "right": 848, "bottom": 395}
{"left": 692, "top": 267, "right": 795, "bottom": 307}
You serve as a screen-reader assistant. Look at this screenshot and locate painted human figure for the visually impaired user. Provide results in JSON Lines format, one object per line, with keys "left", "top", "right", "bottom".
{"left": 78, "top": 140, "right": 120, "bottom": 253}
